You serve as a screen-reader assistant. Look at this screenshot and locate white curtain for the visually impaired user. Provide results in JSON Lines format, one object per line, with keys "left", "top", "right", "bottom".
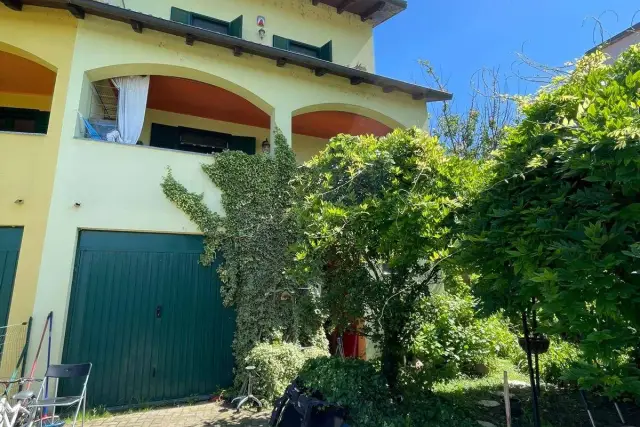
{"left": 111, "top": 76, "right": 150, "bottom": 145}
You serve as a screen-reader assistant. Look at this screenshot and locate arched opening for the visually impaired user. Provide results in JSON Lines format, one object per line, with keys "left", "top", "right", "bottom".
{"left": 291, "top": 105, "right": 399, "bottom": 163}
{"left": 0, "top": 50, "right": 57, "bottom": 134}
{"left": 78, "top": 67, "right": 272, "bottom": 155}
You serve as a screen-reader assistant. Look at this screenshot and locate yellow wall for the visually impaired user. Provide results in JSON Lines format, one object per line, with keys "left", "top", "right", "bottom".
{"left": 0, "top": 7, "right": 77, "bottom": 372}
{"left": 28, "top": 12, "right": 427, "bottom": 369}
{"left": 105, "top": 0, "right": 376, "bottom": 71}
{"left": 0, "top": 93, "right": 53, "bottom": 111}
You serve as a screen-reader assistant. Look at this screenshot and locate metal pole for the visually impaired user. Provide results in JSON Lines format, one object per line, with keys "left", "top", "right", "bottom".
{"left": 531, "top": 299, "right": 541, "bottom": 395}
{"left": 614, "top": 401, "right": 625, "bottom": 425}
{"left": 20, "top": 317, "right": 33, "bottom": 380}
{"left": 503, "top": 370, "right": 512, "bottom": 427}
{"left": 522, "top": 311, "right": 541, "bottom": 427}
{"left": 580, "top": 390, "right": 596, "bottom": 427}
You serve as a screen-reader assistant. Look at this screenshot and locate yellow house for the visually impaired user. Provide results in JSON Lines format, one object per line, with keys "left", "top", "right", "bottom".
{"left": 0, "top": 0, "right": 449, "bottom": 408}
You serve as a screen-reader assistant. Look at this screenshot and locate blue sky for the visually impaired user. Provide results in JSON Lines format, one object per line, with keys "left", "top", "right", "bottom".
{"left": 374, "top": 0, "right": 639, "bottom": 110}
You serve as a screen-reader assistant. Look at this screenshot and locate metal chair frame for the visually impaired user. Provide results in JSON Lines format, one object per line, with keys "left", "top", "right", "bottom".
{"left": 30, "top": 364, "right": 92, "bottom": 427}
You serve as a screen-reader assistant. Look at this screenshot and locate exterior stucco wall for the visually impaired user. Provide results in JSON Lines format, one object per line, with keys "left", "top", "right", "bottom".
{"left": 0, "top": 7, "right": 77, "bottom": 342}
{"left": 0, "top": 93, "right": 53, "bottom": 111}
{"left": 29, "top": 14, "right": 427, "bottom": 370}
{"left": 602, "top": 35, "right": 640, "bottom": 63}
{"left": 102, "top": 0, "right": 375, "bottom": 71}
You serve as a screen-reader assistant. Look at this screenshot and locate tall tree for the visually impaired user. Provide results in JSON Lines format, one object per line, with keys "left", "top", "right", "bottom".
{"left": 462, "top": 47, "right": 640, "bottom": 398}
{"left": 293, "top": 129, "right": 485, "bottom": 390}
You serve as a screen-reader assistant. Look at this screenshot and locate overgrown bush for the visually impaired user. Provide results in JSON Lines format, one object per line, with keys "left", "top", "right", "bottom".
{"left": 245, "top": 342, "right": 328, "bottom": 403}
{"left": 299, "top": 357, "right": 393, "bottom": 425}
{"left": 299, "top": 357, "right": 477, "bottom": 427}
{"left": 162, "top": 130, "right": 327, "bottom": 389}
{"left": 483, "top": 313, "right": 521, "bottom": 361}
{"left": 511, "top": 338, "right": 582, "bottom": 385}
{"left": 410, "top": 293, "right": 509, "bottom": 382}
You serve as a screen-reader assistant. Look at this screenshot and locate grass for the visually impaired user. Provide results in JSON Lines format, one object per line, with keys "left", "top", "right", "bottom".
{"left": 432, "top": 359, "right": 639, "bottom": 427}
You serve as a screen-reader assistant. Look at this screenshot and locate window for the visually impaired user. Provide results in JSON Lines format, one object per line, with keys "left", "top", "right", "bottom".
{"left": 0, "top": 107, "right": 50, "bottom": 134}
{"left": 170, "top": 7, "right": 243, "bottom": 38}
{"left": 150, "top": 124, "right": 256, "bottom": 155}
{"left": 289, "top": 42, "right": 320, "bottom": 58}
{"left": 273, "top": 36, "right": 333, "bottom": 62}
{"left": 191, "top": 16, "right": 229, "bottom": 34}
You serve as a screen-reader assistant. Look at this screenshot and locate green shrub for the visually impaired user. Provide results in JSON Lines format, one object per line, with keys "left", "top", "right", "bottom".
{"left": 299, "top": 357, "right": 477, "bottom": 427}
{"left": 410, "top": 293, "right": 505, "bottom": 382}
{"left": 483, "top": 313, "right": 521, "bottom": 361}
{"left": 299, "top": 357, "right": 393, "bottom": 426}
{"left": 512, "top": 338, "right": 582, "bottom": 385}
{"left": 245, "top": 342, "right": 328, "bottom": 403}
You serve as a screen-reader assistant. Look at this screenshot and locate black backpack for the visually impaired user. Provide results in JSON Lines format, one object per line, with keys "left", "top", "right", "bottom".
{"left": 269, "top": 379, "right": 347, "bottom": 427}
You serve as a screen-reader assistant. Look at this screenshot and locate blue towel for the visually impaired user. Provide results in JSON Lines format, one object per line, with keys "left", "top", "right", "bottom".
{"left": 82, "top": 118, "right": 103, "bottom": 141}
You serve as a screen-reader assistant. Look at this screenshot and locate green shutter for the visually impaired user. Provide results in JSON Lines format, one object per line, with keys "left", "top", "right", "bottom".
{"left": 230, "top": 136, "right": 256, "bottom": 155}
{"left": 319, "top": 40, "right": 333, "bottom": 62}
{"left": 273, "top": 35, "right": 290, "bottom": 51}
{"left": 35, "top": 111, "right": 50, "bottom": 134}
{"left": 229, "top": 15, "right": 243, "bottom": 38}
{"left": 170, "top": 7, "right": 191, "bottom": 24}
{"left": 150, "top": 123, "right": 180, "bottom": 149}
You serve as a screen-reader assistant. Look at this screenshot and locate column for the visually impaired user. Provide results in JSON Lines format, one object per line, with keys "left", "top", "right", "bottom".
{"left": 270, "top": 107, "right": 292, "bottom": 153}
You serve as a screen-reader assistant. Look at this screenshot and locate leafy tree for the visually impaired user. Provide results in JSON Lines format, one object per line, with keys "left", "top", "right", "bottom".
{"left": 293, "top": 129, "right": 485, "bottom": 390}
{"left": 461, "top": 46, "right": 640, "bottom": 397}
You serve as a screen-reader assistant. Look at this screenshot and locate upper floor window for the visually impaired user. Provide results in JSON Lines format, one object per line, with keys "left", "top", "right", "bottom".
{"left": 0, "top": 107, "right": 50, "bottom": 134}
{"left": 273, "top": 36, "right": 332, "bottom": 62}
{"left": 170, "top": 7, "right": 243, "bottom": 38}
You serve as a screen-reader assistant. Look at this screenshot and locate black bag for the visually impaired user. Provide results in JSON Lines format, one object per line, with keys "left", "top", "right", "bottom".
{"left": 269, "top": 379, "right": 346, "bottom": 427}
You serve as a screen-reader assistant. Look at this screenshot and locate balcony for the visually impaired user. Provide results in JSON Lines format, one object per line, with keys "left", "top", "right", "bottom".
{"left": 77, "top": 74, "right": 397, "bottom": 164}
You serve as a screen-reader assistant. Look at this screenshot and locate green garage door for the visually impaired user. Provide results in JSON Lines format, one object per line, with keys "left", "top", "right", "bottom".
{"left": 62, "top": 231, "right": 235, "bottom": 408}
{"left": 0, "top": 227, "right": 23, "bottom": 328}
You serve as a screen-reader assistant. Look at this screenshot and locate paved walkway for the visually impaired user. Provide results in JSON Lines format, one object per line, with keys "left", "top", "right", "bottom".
{"left": 85, "top": 402, "right": 270, "bottom": 427}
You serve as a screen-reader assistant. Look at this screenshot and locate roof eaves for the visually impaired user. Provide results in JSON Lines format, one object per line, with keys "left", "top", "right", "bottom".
{"left": 586, "top": 22, "right": 640, "bottom": 55}
{"left": 12, "top": 0, "right": 450, "bottom": 102}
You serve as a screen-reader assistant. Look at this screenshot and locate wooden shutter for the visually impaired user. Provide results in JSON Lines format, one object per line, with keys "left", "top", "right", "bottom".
{"left": 230, "top": 136, "right": 256, "bottom": 155}
{"left": 319, "top": 40, "right": 333, "bottom": 62}
{"left": 229, "top": 15, "right": 243, "bottom": 38}
{"left": 34, "top": 111, "right": 50, "bottom": 134}
{"left": 273, "top": 35, "right": 290, "bottom": 51}
{"left": 170, "top": 7, "right": 191, "bottom": 24}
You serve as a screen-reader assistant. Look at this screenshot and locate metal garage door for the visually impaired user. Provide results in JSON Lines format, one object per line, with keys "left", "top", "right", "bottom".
{"left": 0, "top": 227, "right": 23, "bottom": 328}
{"left": 62, "top": 231, "right": 235, "bottom": 408}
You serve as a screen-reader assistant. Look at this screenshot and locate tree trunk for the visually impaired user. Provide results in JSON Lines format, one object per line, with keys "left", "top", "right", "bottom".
{"left": 381, "top": 329, "right": 403, "bottom": 393}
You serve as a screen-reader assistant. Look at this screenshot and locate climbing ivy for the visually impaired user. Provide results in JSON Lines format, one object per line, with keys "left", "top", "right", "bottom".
{"left": 161, "top": 130, "right": 326, "bottom": 377}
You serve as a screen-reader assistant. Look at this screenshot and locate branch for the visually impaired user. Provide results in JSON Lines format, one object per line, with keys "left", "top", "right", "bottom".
{"left": 376, "top": 250, "right": 458, "bottom": 330}
{"left": 365, "top": 255, "right": 382, "bottom": 283}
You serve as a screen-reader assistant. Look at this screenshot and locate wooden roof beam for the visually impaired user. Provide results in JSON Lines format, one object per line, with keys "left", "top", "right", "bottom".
{"left": 361, "top": 1, "right": 385, "bottom": 21}
{"left": 130, "top": 19, "right": 143, "bottom": 33}
{"left": 67, "top": 3, "right": 85, "bottom": 18}
{"left": 1, "top": 0, "right": 22, "bottom": 11}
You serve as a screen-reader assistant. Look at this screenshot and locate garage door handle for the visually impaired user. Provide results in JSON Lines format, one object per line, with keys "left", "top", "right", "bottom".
{"left": 156, "top": 305, "right": 162, "bottom": 318}
{"left": 152, "top": 367, "right": 156, "bottom": 377}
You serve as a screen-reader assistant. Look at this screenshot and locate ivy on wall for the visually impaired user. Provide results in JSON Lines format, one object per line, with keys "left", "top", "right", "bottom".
{"left": 161, "top": 130, "right": 325, "bottom": 374}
